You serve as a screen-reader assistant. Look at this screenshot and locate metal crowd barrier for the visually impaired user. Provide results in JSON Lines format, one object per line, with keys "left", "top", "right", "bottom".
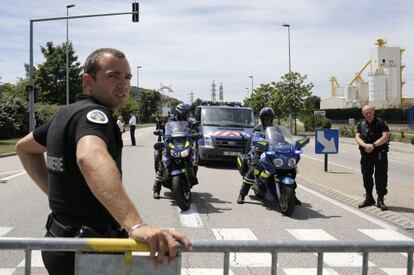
{"left": 0, "top": 237, "right": 413, "bottom": 275}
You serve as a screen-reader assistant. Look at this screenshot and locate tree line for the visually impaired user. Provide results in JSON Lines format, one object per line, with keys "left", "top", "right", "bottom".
{"left": 0, "top": 42, "right": 170, "bottom": 139}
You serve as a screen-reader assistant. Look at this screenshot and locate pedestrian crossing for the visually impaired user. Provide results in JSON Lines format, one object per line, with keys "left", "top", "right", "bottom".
{"left": 0, "top": 226, "right": 412, "bottom": 274}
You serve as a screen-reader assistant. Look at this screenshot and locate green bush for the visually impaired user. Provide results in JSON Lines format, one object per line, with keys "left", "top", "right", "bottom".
{"left": 35, "top": 103, "right": 61, "bottom": 126}
{"left": 0, "top": 96, "right": 28, "bottom": 139}
{"left": 303, "top": 114, "right": 332, "bottom": 131}
{"left": 339, "top": 126, "right": 356, "bottom": 138}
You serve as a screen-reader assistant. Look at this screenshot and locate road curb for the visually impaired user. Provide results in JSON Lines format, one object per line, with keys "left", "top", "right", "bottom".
{"left": 0, "top": 153, "right": 16, "bottom": 158}
{"left": 298, "top": 176, "right": 414, "bottom": 230}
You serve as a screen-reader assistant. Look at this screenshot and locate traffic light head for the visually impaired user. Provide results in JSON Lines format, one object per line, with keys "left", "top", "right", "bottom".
{"left": 132, "top": 2, "right": 139, "bottom": 22}
{"left": 26, "top": 85, "right": 34, "bottom": 93}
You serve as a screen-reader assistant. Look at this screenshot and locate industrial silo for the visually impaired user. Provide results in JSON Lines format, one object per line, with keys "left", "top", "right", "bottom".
{"left": 368, "top": 74, "right": 387, "bottom": 108}
{"left": 345, "top": 86, "right": 357, "bottom": 101}
{"left": 357, "top": 82, "right": 369, "bottom": 103}
{"left": 384, "top": 66, "right": 400, "bottom": 107}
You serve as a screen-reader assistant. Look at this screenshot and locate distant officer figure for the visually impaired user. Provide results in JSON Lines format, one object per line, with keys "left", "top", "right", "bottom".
{"left": 16, "top": 48, "right": 191, "bottom": 275}
{"left": 129, "top": 114, "right": 137, "bottom": 146}
{"left": 356, "top": 105, "right": 390, "bottom": 211}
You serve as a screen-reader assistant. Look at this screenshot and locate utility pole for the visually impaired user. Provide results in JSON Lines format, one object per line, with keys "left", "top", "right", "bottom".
{"left": 66, "top": 4, "right": 75, "bottom": 106}
{"left": 211, "top": 80, "right": 216, "bottom": 102}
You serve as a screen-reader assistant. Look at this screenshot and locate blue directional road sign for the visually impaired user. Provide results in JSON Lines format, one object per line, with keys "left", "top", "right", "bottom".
{"left": 315, "top": 129, "right": 339, "bottom": 154}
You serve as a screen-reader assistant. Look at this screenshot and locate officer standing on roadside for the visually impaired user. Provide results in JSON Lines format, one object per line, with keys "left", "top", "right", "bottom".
{"left": 16, "top": 48, "right": 191, "bottom": 275}
{"left": 355, "top": 105, "right": 390, "bottom": 211}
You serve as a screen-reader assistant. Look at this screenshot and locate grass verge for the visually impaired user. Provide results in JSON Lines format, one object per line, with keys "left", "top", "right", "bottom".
{"left": 0, "top": 138, "right": 18, "bottom": 156}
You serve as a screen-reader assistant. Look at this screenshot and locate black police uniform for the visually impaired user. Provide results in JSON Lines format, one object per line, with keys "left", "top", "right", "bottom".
{"left": 33, "top": 94, "right": 126, "bottom": 275}
{"left": 356, "top": 117, "right": 390, "bottom": 199}
{"left": 238, "top": 123, "right": 270, "bottom": 198}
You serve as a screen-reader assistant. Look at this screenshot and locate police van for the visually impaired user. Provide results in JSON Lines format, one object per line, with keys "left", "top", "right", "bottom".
{"left": 195, "top": 102, "right": 255, "bottom": 162}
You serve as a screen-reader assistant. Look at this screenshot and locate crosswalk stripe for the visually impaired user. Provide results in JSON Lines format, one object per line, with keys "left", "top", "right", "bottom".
{"left": 179, "top": 204, "right": 203, "bottom": 228}
{"left": 359, "top": 229, "right": 413, "bottom": 257}
{"left": 382, "top": 268, "right": 414, "bottom": 275}
{"left": 359, "top": 229, "right": 413, "bottom": 241}
{"left": 287, "top": 229, "right": 375, "bottom": 267}
{"left": 17, "top": 250, "right": 44, "bottom": 268}
{"left": 0, "top": 227, "right": 12, "bottom": 237}
{"left": 212, "top": 228, "right": 272, "bottom": 267}
{"left": 181, "top": 268, "right": 235, "bottom": 275}
{"left": 0, "top": 269, "right": 16, "bottom": 275}
{"left": 283, "top": 268, "right": 340, "bottom": 275}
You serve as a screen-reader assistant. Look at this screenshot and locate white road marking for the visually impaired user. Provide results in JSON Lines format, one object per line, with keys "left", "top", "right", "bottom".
{"left": 301, "top": 154, "right": 360, "bottom": 173}
{"left": 0, "top": 269, "right": 15, "bottom": 275}
{"left": 0, "top": 171, "right": 26, "bottom": 183}
{"left": 18, "top": 250, "right": 44, "bottom": 267}
{"left": 298, "top": 182, "right": 398, "bottom": 230}
{"left": 179, "top": 204, "right": 203, "bottom": 228}
{"left": 212, "top": 228, "right": 272, "bottom": 267}
{"left": 283, "top": 268, "right": 339, "bottom": 275}
{"left": 359, "top": 229, "right": 412, "bottom": 257}
{"left": 359, "top": 229, "right": 412, "bottom": 241}
{"left": 0, "top": 170, "right": 24, "bottom": 175}
{"left": 0, "top": 227, "right": 12, "bottom": 236}
{"left": 382, "top": 268, "right": 414, "bottom": 275}
{"left": 181, "top": 268, "right": 234, "bottom": 275}
{"left": 287, "top": 229, "right": 375, "bottom": 267}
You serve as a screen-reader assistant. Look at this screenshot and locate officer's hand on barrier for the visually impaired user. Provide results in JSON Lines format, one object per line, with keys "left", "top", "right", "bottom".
{"left": 130, "top": 224, "right": 192, "bottom": 267}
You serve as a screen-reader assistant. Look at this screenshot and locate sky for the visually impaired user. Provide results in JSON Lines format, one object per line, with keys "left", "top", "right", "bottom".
{"left": 1, "top": 0, "right": 414, "bottom": 103}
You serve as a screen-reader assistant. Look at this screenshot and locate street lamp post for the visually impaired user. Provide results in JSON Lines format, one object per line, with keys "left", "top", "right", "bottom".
{"left": 283, "top": 23, "right": 295, "bottom": 133}
{"left": 66, "top": 4, "right": 75, "bottom": 106}
{"left": 249, "top": 75, "right": 253, "bottom": 94}
{"left": 245, "top": 87, "right": 249, "bottom": 97}
{"left": 136, "top": 65, "right": 142, "bottom": 89}
{"left": 282, "top": 23, "right": 291, "bottom": 72}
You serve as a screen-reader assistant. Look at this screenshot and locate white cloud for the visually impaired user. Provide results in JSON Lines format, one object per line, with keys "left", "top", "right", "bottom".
{"left": 1, "top": 0, "right": 413, "bottom": 102}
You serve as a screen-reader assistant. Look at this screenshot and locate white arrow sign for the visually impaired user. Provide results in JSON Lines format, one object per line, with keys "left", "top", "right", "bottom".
{"left": 317, "top": 131, "right": 336, "bottom": 153}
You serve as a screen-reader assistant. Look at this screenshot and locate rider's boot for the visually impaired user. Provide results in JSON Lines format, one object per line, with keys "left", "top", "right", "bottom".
{"left": 153, "top": 171, "right": 163, "bottom": 199}
{"left": 237, "top": 179, "right": 252, "bottom": 204}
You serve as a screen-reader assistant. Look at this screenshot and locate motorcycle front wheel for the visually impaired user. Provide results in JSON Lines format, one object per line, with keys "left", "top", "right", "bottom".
{"left": 172, "top": 175, "right": 192, "bottom": 211}
{"left": 279, "top": 186, "right": 295, "bottom": 216}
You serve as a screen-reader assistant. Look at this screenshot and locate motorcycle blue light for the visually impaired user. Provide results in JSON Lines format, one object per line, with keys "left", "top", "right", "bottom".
{"left": 281, "top": 177, "right": 295, "bottom": 185}
{"left": 295, "top": 149, "right": 302, "bottom": 154}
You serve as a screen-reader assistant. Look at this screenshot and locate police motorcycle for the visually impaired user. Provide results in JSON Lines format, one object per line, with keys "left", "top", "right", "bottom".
{"left": 153, "top": 120, "right": 202, "bottom": 211}
{"left": 237, "top": 125, "right": 309, "bottom": 216}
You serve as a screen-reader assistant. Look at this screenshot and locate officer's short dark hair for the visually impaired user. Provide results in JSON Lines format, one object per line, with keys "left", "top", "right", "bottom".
{"left": 84, "top": 48, "right": 126, "bottom": 79}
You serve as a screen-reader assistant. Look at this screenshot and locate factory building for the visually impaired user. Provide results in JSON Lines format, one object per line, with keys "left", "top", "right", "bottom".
{"left": 321, "top": 39, "right": 412, "bottom": 109}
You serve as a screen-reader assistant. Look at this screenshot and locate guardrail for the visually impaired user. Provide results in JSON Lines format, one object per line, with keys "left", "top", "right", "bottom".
{"left": 0, "top": 237, "right": 413, "bottom": 275}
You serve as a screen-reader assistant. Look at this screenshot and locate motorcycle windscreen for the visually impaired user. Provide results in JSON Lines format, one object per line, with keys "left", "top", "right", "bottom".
{"left": 165, "top": 121, "right": 189, "bottom": 137}
{"left": 265, "top": 126, "right": 294, "bottom": 145}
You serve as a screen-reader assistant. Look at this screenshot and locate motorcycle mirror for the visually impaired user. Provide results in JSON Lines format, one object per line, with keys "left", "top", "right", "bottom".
{"left": 295, "top": 137, "right": 310, "bottom": 148}
{"left": 153, "top": 142, "right": 165, "bottom": 150}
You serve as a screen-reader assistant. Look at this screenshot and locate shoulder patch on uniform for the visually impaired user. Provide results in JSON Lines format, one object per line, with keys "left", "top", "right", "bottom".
{"left": 86, "top": 109, "right": 109, "bottom": 124}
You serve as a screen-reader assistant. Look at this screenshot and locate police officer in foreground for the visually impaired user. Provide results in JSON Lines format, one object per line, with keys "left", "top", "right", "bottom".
{"left": 355, "top": 105, "right": 390, "bottom": 211}
{"left": 153, "top": 103, "right": 195, "bottom": 199}
{"left": 16, "top": 48, "right": 192, "bottom": 275}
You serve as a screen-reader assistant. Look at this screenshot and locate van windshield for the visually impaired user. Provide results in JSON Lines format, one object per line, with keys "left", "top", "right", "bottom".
{"left": 202, "top": 108, "right": 254, "bottom": 127}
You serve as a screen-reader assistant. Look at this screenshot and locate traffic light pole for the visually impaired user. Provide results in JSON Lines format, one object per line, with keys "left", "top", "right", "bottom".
{"left": 28, "top": 9, "right": 139, "bottom": 132}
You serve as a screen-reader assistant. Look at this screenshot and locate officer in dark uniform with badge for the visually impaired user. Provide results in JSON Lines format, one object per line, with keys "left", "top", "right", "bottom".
{"left": 16, "top": 48, "right": 192, "bottom": 275}
{"left": 356, "top": 105, "right": 390, "bottom": 211}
